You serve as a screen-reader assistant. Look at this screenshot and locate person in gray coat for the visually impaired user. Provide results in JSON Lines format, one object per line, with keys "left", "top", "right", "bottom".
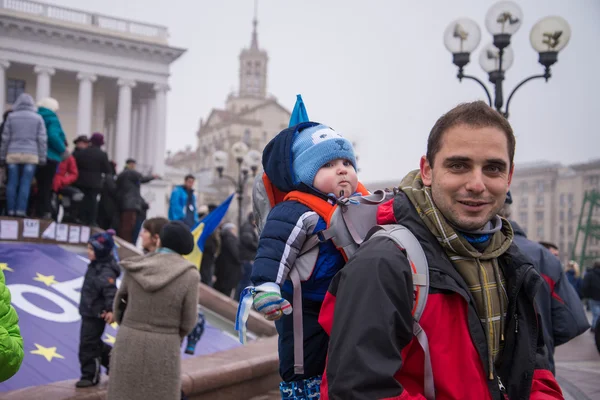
{"left": 0, "top": 93, "right": 47, "bottom": 217}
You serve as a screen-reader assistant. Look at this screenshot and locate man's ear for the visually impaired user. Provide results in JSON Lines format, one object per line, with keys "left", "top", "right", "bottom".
{"left": 420, "top": 156, "right": 432, "bottom": 186}
{"left": 507, "top": 163, "right": 515, "bottom": 187}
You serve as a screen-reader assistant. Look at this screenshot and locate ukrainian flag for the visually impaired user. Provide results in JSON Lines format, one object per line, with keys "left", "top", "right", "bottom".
{"left": 184, "top": 193, "right": 235, "bottom": 268}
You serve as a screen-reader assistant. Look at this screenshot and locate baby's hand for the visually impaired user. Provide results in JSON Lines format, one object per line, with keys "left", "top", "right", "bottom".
{"left": 252, "top": 292, "right": 292, "bottom": 321}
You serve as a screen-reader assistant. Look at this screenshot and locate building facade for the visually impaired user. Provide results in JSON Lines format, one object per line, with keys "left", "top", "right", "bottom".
{"left": 0, "top": 0, "right": 185, "bottom": 217}
{"left": 365, "top": 160, "right": 600, "bottom": 267}
{"left": 166, "top": 16, "right": 290, "bottom": 223}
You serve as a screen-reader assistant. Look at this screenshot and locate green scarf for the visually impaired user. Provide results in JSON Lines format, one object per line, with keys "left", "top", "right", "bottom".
{"left": 400, "top": 170, "right": 514, "bottom": 379}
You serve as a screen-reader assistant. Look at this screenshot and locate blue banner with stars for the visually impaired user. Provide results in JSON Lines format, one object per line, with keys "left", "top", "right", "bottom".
{"left": 0, "top": 243, "right": 240, "bottom": 392}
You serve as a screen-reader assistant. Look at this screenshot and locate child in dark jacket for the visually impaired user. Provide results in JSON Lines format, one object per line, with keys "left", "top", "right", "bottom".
{"left": 76, "top": 231, "right": 120, "bottom": 388}
{"left": 248, "top": 123, "right": 362, "bottom": 399}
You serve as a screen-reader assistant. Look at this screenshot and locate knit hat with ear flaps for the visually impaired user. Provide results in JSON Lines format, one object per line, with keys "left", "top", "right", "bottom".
{"left": 89, "top": 232, "right": 115, "bottom": 259}
{"left": 159, "top": 221, "right": 194, "bottom": 255}
{"left": 291, "top": 124, "right": 357, "bottom": 187}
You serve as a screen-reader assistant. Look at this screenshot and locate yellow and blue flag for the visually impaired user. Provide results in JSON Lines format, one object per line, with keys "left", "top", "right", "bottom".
{"left": 184, "top": 193, "right": 235, "bottom": 268}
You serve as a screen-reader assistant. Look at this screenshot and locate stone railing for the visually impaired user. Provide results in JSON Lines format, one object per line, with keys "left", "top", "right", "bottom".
{"left": 0, "top": 0, "right": 169, "bottom": 41}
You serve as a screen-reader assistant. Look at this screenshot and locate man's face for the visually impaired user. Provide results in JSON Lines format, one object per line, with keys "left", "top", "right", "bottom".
{"left": 184, "top": 178, "right": 195, "bottom": 190}
{"left": 76, "top": 141, "right": 88, "bottom": 150}
{"left": 127, "top": 162, "right": 136, "bottom": 170}
{"left": 420, "top": 124, "right": 514, "bottom": 231}
{"left": 549, "top": 247, "right": 559, "bottom": 258}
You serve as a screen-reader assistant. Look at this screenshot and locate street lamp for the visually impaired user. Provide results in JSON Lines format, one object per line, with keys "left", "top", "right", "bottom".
{"left": 444, "top": 1, "right": 571, "bottom": 118}
{"left": 213, "top": 142, "right": 261, "bottom": 229}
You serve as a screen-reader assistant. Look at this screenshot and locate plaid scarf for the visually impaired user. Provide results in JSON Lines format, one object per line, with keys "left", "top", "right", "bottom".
{"left": 400, "top": 170, "right": 513, "bottom": 378}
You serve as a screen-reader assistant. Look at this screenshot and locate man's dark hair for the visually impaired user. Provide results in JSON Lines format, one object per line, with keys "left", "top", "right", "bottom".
{"left": 539, "top": 241, "right": 559, "bottom": 251}
{"left": 142, "top": 217, "right": 169, "bottom": 237}
{"left": 426, "top": 101, "right": 515, "bottom": 167}
{"left": 184, "top": 174, "right": 195, "bottom": 181}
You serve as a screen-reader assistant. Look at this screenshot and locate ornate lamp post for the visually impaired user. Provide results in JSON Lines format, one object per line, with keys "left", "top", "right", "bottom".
{"left": 213, "top": 143, "right": 261, "bottom": 229}
{"left": 444, "top": 1, "right": 571, "bottom": 118}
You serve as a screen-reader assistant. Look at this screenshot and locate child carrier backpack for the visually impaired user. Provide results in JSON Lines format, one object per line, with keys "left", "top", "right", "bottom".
{"left": 239, "top": 173, "right": 434, "bottom": 400}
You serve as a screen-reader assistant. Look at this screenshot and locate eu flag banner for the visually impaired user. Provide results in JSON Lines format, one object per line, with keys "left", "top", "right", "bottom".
{"left": 0, "top": 242, "right": 240, "bottom": 392}
{"left": 288, "top": 94, "right": 309, "bottom": 128}
{"left": 184, "top": 193, "right": 235, "bottom": 268}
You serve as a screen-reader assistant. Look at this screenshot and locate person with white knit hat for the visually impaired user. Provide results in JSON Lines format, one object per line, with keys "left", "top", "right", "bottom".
{"left": 245, "top": 122, "right": 365, "bottom": 399}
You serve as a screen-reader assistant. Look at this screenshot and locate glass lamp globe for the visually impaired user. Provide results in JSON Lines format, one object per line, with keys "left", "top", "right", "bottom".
{"left": 443, "top": 18, "right": 481, "bottom": 54}
{"left": 530, "top": 16, "right": 571, "bottom": 53}
{"left": 479, "top": 43, "right": 514, "bottom": 73}
{"left": 231, "top": 141, "right": 249, "bottom": 162}
{"left": 485, "top": 1, "right": 523, "bottom": 35}
{"left": 213, "top": 150, "right": 228, "bottom": 169}
{"left": 244, "top": 149, "right": 262, "bottom": 169}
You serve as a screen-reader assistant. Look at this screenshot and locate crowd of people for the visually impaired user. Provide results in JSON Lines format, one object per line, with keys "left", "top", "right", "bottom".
{"left": 0, "top": 92, "right": 159, "bottom": 242}
{"left": 2, "top": 98, "right": 599, "bottom": 400}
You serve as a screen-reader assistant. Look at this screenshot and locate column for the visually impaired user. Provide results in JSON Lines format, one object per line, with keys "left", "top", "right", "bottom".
{"left": 152, "top": 83, "right": 169, "bottom": 177}
{"left": 145, "top": 96, "right": 157, "bottom": 173}
{"left": 0, "top": 61, "right": 9, "bottom": 112}
{"left": 136, "top": 101, "right": 148, "bottom": 166}
{"left": 115, "top": 79, "right": 136, "bottom": 167}
{"left": 76, "top": 72, "right": 97, "bottom": 136}
{"left": 34, "top": 65, "right": 55, "bottom": 102}
{"left": 129, "top": 105, "right": 139, "bottom": 162}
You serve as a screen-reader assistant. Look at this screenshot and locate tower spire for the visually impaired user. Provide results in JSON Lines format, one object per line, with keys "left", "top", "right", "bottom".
{"left": 250, "top": 0, "right": 259, "bottom": 50}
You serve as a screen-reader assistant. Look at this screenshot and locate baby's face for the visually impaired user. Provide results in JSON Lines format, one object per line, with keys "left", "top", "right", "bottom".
{"left": 313, "top": 158, "right": 358, "bottom": 198}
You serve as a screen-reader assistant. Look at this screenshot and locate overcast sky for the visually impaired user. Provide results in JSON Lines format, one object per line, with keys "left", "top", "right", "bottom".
{"left": 48, "top": 0, "right": 599, "bottom": 183}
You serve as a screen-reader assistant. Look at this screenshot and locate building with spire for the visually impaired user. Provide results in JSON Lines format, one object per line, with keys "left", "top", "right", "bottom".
{"left": 165, "top": 10, "right": 290, "bottom": 220}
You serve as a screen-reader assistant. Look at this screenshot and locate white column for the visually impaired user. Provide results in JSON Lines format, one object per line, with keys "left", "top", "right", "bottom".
{"left": 129, "top": 105, "right": 139, "bottom": 161}
{"left": 115, "top": 79, "right": 136, "bottom": 167}
{"left": 136, "top": 101, "right": 148, "bottom": 166}
{"left": 34, "top": 65, "right": 55, "bottom": 102}
{"left": 0, "top": 60, "right": 9, "bottom": 112}
{"left": 76, "top": 72, "right": 97, "bottom": 136}
{"left": 145, "top": 96, "right": 157, "bottom": 173}
{"left": 152, "top": 83, "right": 169, "bottom": 177}
{"left": 107, "top": 117, "right": 116, "bottom": 161}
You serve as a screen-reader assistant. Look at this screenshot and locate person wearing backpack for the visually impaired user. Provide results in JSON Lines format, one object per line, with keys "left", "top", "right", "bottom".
{"left": 319, "top": 102, "right": 563, "bottom": 400}
{"left": 245, "top": 122, "right": 365, "bottom": 399}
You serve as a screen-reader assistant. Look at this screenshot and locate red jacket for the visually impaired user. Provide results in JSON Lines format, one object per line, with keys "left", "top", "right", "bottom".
{"left": 319, "top": 194, "right": 563, "bottom": 400}
{"left": 52, "top": 156, "right": 78, "bottom": 193}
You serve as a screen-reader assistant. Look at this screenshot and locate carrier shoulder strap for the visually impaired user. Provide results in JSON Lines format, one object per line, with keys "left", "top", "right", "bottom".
{"left": 369, "top": 224, "right": 435, "bottom": 400}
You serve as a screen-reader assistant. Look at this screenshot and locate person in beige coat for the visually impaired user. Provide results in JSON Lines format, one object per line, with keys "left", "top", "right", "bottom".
{"left": 108, "top": 221, "right": 199, "bottom": 400}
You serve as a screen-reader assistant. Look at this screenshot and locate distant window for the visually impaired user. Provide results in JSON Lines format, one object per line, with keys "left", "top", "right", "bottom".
{"left": 537, "top": 225, "right": 544, "bottom": 238}
{"left": 243, "top": 129, "right": 251, "bottom": 145}
{"left": 536, "top": 211, "right": 544, "bottom": 221}
{"left": 560, "top": 193, "right": 566, "bottom": 207}
{"left": 568, "top": 225, "right": 573, "bottom": 236}
{"left": 519, "top": 212, "right": 527, "bottom": 223}
{"left": 559, "top": 226, "right": 564, "bottom": 236}
{"left": 520, "top": 181, "right": 528, "bottom": 193}
{"left": 6, "top": 79, "right": 25, "bottom": 104}
{"left": 536, "top": 194, "right": 544, "bottom": 206}
{"left": 568, "top": 193, "right": 574, "bottom": 206}
{"left": 520, "top": 197, "right": 528, "bottom": 208}
{"left": 536, "top": 180, "right": 545, "bottom": 193}
{"left": 559, "top": 210, "right": 564, "bottom": 221}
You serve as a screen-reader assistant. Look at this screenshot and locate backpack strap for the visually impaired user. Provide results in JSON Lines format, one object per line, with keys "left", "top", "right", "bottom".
{"left": 370, "top": 225, "right": 434, "bottom": 400}
{"left": 288, "top": 267, "right": 304, "bottom": 375}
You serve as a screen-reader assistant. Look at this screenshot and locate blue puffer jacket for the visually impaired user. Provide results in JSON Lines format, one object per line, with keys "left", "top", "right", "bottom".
{"left": 168, "top": 185, "right": 199, "bottom": 228}
{"left": 251, "top": 122, "right": 346, "bottom": 302}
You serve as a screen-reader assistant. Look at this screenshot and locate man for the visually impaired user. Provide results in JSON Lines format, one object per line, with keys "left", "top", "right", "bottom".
{"left": 116, "top": 159, "right": 158, "bottom": 243}
{"left": 200, "top": 204, "right": 221, "bottom": 286}
{"left": 168, "top": 174, "right": 199, "bottom": 229}
{"left": 321, "top": 101, "right": 562, "bottom": 399}
{"left": 235, "top": 212, "right": 259, "bottom": 300}
{"left": 539, "top": 241, "right": 560, "bottom": 258}
{"left": 73, "top": 132, "right": 112, "bottom": 226}
{"left": 500, "top": 192, "right": 589, "bottom": 373}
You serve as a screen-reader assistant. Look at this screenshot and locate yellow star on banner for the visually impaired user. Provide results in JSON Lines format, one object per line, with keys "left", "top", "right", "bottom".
{"left": 103, "top": 333, "right": 116, "bottom": 344}
{"left": 0, "top": 263, "right": 13, "bottom": 272}
{"left": 33, "top": 273, "right": 59, "bottom": 286}
{"left": 110, "top": 322, "right": 118, "bottom": 329}
{"left": 30, "top": 343, "right": 65, "bottom": 362}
